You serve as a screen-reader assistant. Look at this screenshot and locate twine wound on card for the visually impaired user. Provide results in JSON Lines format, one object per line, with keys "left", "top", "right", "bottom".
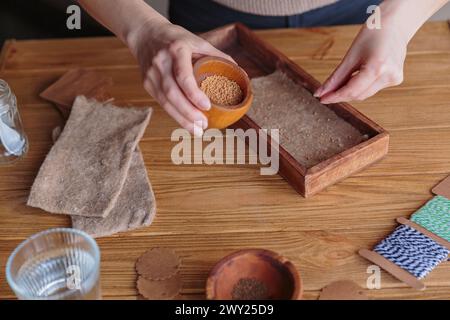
{"left": 373, "top": 224, "right": 449, "bottom": 279}
{"left": 359, "top": 176, "right": 450, "bottom": 290}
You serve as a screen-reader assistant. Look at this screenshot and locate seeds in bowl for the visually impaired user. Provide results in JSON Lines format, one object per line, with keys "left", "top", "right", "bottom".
{"left": 200, "top": 75, "right": 243, "bottom": 107}
{"left": 231, "top": 278, "right": 269, "bottom": 300}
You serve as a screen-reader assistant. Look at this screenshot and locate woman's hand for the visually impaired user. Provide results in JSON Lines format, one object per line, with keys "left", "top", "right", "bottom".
{"left": 128, "top": 21, "right": 234, "bottom": 136}
{"left": 315, "top": 0, "right": 450, "bottom": 104}
{"left": 315, "top": 24, "right": 408, "bottom": 104}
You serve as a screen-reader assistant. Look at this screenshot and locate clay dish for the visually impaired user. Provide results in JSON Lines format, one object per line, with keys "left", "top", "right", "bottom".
{"left": 206, "top": 249, "right": 302, "bottom": 300}
{"left": 193, "top": 56, "right": 253, "bottom": 129}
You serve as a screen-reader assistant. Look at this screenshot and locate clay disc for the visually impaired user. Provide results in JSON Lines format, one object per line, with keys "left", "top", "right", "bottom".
{"left": 136, "top": 247, "right": 180, "bottom": 280}
{"left": 137, "top": 274, "right": 181, "bottom": 300}
{"left": 319, "top": 280, "right": 368, "bottom": 300}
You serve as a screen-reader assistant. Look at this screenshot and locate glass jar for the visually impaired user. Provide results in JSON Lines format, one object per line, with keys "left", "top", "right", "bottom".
{"left": 0, "top": 79, "right": 28, "bottom": 165}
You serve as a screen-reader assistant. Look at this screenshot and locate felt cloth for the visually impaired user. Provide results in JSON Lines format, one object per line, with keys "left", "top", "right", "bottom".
{"left": 49, "top": 125, "right": 156, "bottom": 237}
{"left": 71, "top": 148, "right": 156, "bottom": 237}
{"left": 49, "top": 124, "right": 156, "bottom": 237}
{"left": 28, "top": 96, "right": 152, "bottom": 219}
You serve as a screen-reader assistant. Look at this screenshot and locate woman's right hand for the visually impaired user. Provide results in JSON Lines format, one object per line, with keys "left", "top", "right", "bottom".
{"left": 128, "top": 21, "right": 234, "bottom": 136}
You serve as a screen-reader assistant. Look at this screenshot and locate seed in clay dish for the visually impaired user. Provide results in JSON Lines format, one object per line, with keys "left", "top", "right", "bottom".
{"left": 200, "top": 75, "right": 243, "bottom": 107}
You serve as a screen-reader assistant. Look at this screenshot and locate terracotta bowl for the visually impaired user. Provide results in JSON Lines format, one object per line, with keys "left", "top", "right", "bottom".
{"left": 193, "top": 56, "right": 253, "bottom": 129}
{"left": 206, "top": 249, "right": 302, "bottom": 300}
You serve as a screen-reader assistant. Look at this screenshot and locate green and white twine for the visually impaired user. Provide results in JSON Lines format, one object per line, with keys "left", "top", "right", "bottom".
{"left": 411, "top": 196, "right": 450, "bottom": 242}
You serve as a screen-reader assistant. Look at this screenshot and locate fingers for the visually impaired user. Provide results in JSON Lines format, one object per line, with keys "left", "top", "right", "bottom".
{"left": 153, "top": 50, "right": 208, "bottom": 124}
{"left": 319, "top": 65, "right": 378, "bottom": 104}
{"left": 169, "top": 41, "right": 211, "bottom": 110}
{"left": 319, "top": 63, "right": 404, "bottom": 104}
{"left": 314, "top": 57, "right": 359, "bottom": 98}
{"left": 144, "top": 51, "right": 207, "bottom": 137}
{"left": 142, "top": 36, "right": 238, "bottom": 136}
{"left": 146, "top": 68, "right": 205, "bottom": 137}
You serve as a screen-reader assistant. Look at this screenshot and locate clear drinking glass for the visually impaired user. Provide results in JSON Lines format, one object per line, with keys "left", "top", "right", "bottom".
{"left": 6, "top": 228, "right": 101, "bottom": 300}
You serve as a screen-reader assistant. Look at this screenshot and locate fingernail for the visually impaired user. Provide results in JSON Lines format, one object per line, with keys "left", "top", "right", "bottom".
{"left": 193, "top": 120, "right": 205, "bottom": 137}
{"left": 199, "top": 97, "right": 211, "bottom": 110}
{"left": 314, "top": 87, "right": 323, "bottom": 98}
{"left": 195, "top": 118, "right": 208, "bottom": 130}
{"left": 193, "top": 125, "right": 204, "bottom": 138}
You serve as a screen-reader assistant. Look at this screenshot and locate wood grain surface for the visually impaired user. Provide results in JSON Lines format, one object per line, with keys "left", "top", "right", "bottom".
{"left": 0, "top": 22, "right": 449, "bottom": 300}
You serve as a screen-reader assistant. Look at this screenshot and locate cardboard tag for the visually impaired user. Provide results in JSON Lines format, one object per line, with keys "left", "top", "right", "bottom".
{"left": 432, "top": 175, "right": 450, "bottom": 200}
{"left": 137, "top": 274, "right": 181, "bottom": 300}
{"left": 136, "top": 248, "right": 180, "bottom": 280}
{"left": 319, "top": 280, "right": 368, "bottom": 300}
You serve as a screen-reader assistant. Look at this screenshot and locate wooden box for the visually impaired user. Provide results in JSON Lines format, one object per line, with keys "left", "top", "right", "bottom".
{"left": 201, "top": 23, "right": 389, "bottom": 197}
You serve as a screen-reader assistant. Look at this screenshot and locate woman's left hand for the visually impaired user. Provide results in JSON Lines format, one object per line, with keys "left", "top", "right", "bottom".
{"left": 314, "top": 24, "right": 408, "bottom": 104}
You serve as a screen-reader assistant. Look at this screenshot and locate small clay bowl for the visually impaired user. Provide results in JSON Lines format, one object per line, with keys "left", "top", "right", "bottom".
{"left": 193, "top": 56, "right": 253, "bottom": 129}
{"left": 206, "top": 249, "right": 302, "bottom": 300}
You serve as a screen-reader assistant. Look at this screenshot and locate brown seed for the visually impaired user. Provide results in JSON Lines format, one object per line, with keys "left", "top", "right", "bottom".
{"left": 200, "top": 75, "right": 243, "bottom": 106}
{"left": 135, "top": 247, "right": 180, "bottom": 280}
{"left": 137, "top": 274, "right": 181, "bottom": 300}
{"left": 231, "top": 278, "right": 269, "bottom": 300}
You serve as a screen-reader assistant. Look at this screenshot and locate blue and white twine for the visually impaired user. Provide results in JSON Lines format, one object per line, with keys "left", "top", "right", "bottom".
{"left": 374, "top": 225, "right": 449, "bottom": 279}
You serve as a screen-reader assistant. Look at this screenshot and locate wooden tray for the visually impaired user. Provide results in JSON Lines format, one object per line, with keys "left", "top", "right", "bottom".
{"left": 201, "top": 23, "right": 389, "bottom": 197}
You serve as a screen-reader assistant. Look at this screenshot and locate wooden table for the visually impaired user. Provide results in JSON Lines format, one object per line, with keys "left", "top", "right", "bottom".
{"left": 1, "top": 22, "right": 450, "bottom": 300}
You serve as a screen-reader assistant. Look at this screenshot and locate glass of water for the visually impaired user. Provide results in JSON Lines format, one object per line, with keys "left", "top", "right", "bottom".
{"left": 6, "top": 228, "right": 101, "bottom": 300}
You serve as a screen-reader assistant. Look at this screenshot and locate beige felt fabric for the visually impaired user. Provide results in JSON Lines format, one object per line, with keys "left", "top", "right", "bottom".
{"left": 71, "top": 149, "right": 156, "bottom": 238}
{"left": 28, "top": 96, "right": 152, "bottom": 218}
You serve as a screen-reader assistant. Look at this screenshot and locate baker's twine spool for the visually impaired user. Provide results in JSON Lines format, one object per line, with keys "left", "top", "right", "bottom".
{"left": 374, "top": 224, "right": 449, "bottom": 280}
{"left": 411, "top": 195, "right": 450, "bottom": 242}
